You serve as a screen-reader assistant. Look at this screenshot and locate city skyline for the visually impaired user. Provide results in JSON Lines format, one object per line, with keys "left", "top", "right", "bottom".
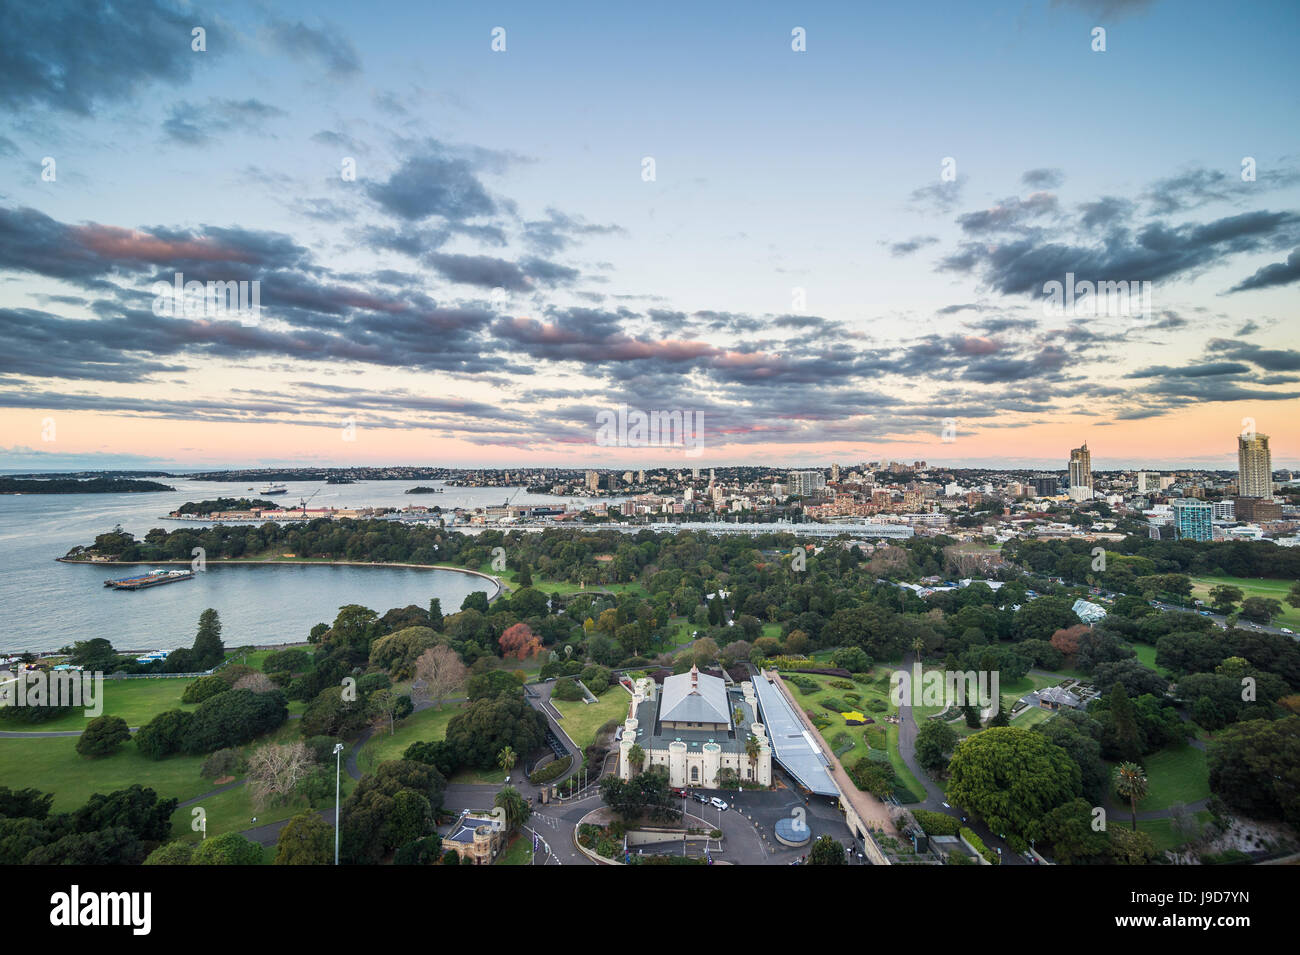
{"left": 2, "top": 1, "right": 1299, "bottom": 472}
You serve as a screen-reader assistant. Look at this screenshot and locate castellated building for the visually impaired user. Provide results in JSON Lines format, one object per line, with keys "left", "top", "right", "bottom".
{"left": 618, "top": 665, "right": 772, "bottom": 789}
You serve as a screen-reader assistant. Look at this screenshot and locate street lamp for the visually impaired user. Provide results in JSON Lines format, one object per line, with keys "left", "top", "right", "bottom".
{"left": 333, "top": 743, "right": 344, "bottom": 865}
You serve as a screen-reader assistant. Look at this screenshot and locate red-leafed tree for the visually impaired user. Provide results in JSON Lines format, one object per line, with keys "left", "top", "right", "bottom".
{"left": 1049, "top": 624, "right": 1089, "bottom": 659}
{"left": 499, "top": 623, "right": 543, "bottom": 660}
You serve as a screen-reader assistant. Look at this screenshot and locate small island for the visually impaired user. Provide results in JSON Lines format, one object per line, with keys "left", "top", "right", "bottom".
{"left": 0, "top": 477, "right": 175, "bottom": 494}
{"left": 170, "top": 498, "right": 281, "bottom": 515}
{"left": 405, "top": 486, "right": 444, "bottom": 494}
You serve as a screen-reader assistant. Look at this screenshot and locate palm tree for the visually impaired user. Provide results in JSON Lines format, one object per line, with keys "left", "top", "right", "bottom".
{"left": 733, "top": 705, "right": 745, "bottom": 727}
{"left": 744, "top": 734, "right": 761, "bottom": 781}
{"left": 627, "top": 743, "right": 645, "bottom": 776}
{"left": 1114, "top": 762, "right": 1148, "bottom": 831}
{"left": 497, "top": 745, "right": 517, "bottom": 776}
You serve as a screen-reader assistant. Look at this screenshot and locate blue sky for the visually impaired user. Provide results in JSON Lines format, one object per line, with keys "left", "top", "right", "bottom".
{"left": 0, "top": 0, "right": 1297, "bottom": 470}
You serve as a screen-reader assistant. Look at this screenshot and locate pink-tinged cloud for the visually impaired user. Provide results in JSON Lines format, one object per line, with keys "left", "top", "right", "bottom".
{"left": 953, "top": 335, "right": 1002, "bottom": 356}
{"left": 71, "top": 224, "right": 260, "bottom": 265}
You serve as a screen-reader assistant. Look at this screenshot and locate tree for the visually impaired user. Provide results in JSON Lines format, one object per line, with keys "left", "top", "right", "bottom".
{"left": 946, "top": 727, "right": 1082, "bottom": 841}
{"left": 1113, "top": 762, "right": 1148, "bottom": 831}
{"left": 627, "top": 743, "right": 645, "bottom": 775}
{"left": 499, "top": 622, "right": 543, "bottom": 660}
{"left": 136, "top": 709, "right": 194, "bottom": 760}
{"left": 915, "top": 720, "right": 958, "bottom": 773}
{"left": 274, "top": 811, "right": 333, "bottom": 865}
{"left": 744, "top": 733, "right": 761, "bottom": 776}
{"left": 1208, "top": 584, "right": 1244, "bottom": 614}
{"left": 1287, "top": 580, "right": 1300, "bottom": 610}
{"left": 190, "top": 608, "right": 225, "bottom": 671}
{"left": 988, "top": 695, "right": 1011, "bottom": 728}
{"left": 807, "top": 834, "right": 846, "bottom": 865}
{"left": 445, "top": 695, "right": 547, "bottom": 771}
{"left": 428, "top": 597, "right": 444, "bottom": 629}
{"left": 1207, "top": 715, "right": 1300, "bottom": 829}
{"left": 494, "top": 785, "right": 531, "bottom": 833}
{"left": 368, "top": 689, "right": 400, "bottom": 735}
{"left": 246, "top": 742, "right": 317, "bottom": 809}
{"left": 413, "top": 645, "right": 467, "bottom": 709}
{"left": 143, "top": 841, "right": 194, "bottom": 865}
{"left": 497, "top": 745, "right": 517, "bottom": 775}
{"left": 1239, "top": 596, "right": 1283, "bottom": 624}
{"left": 76, "top": 715, "right": 131, "bottom": 758}
{"left": 191, "top": 832, "right": 263, "bottom": 865}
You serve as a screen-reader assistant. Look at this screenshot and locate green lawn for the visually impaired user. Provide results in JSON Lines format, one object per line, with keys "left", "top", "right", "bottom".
{"left": 550, "top": 685, "right": 630, "bottom": 751}
{"left": 0, "top": 735, "right": 210, "bottom": 813}
{"left": 1189, "top": 576, "right": 1300, "bottom": 629}
{"left": 11, "top": 676, "right": 198, "bottom": 732}
{"left": 358, "top": 704, "right": 462, "bottom": 772}
{"left": 1128, "top": 642, "right": 1172, "bottom": 678}
{"left": 494, "top": 831, "right": 535, "bottom": 865}
{"left": 1138, "top": 811, "right": 1213, "bottom": 853}
{"left": 1108, "top": 743, "right": 1210, "bottom": 814}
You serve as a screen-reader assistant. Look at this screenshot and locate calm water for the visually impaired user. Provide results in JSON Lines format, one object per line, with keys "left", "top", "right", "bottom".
{"left": 0, "top": 478, "right": 601, "bottom": 654}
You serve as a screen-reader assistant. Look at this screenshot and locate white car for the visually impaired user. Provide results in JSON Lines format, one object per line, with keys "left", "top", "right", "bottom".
{"left": 710, "top": 797, "right": 729, "bottom": 811}
{"left": 1282, "top": 628, "right": 1294, "bottom": 634}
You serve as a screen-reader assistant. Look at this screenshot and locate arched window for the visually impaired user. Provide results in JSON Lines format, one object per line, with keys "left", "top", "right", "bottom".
{"left": 690, "top": 765, "right": 699, "bottom": 782}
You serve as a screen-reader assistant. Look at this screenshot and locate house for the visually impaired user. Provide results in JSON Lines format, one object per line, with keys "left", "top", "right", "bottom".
{"left": 442, "top": 811, "right": 505, "bottom": 865}
{"left": 1037, "top": 686, "right": 1082, "bottom": 711}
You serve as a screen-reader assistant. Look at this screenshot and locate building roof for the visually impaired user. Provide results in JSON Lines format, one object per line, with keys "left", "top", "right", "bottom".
{"left": 1039, "top": 686, "right": 1082, "bottom": 707}
{"left": 659, "top": 665, "right": 731, "bottom": 725}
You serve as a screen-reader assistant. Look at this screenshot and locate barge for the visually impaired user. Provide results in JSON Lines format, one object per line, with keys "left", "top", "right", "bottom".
{"left": 104, "top": 569, "right": 195, "bottom": 590}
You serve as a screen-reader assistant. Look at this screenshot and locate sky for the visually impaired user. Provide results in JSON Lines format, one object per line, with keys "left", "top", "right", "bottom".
{"left": 0, "top": 0, "right": 1297, "bottom": 472}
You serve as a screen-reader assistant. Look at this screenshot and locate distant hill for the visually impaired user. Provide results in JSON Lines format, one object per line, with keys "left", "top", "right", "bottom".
{"left": 0, "top": 477, "right": 175, "bottom": 494}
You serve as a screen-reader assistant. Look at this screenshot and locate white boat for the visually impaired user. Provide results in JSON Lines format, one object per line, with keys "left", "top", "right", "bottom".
{"left": 259, "top": 483, "right": 289, "bottom": 495}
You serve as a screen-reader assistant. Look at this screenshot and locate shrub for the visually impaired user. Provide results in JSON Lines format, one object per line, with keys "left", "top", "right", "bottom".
{"left": 191, "top": 832, "right": 263, "bottom": 865}
{"left": 528, "top": 755, "right": 572, "bottom": 785}
{"left": 912, "top": 810, "right": 960, "bottom": 836}
{"left": 200, "top": 748, "right": 243, "bottom": 779}
{"left": 181, "top": 674, "right": 229, "bottom": 704}
{"left": 551, "top": 678, "right": 585, "bottom": 702}
{"left": 136, "top": 709, "right": 194, "bottom": 760}
{"left": 182, "top": 689, "right": 288, "bottom": 755}
{"left": 76, "top": 715, "right": 131, "bottom": 758}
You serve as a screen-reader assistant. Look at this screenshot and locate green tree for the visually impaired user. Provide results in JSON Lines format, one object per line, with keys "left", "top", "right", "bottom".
{"left": 274, "top": 811, "right": 333, "bottom": 865}
{"left": 806, "top": 834, "right": 846, "bottom": 865}
{"left": 191, "top": 608, "right": 225, "bottom": 671}
{"left": 946, "top": 727, "right": 1082, "bottom": 841}
{"left": 915, "top": 720, "right": 958, "bottom": 773}
{"left": 191, "top": 831, "right": 262, "bottom": 865}
{"left": 497, "top": 745, "right": 517, "bottom": 775}
{"left": 1239, "top": 596, "right": 1284, "bottom": 624}
{"left": 1208, "top": 584, "right": 1244, "bottom": 614}
{"left": 76, "top": 715, "right": 131, "bottom": 758}
{"left": 1113, "top": 762, "right": 1148, "bottom": 831}
{"left": 494, "top": 785, "right": 531, "bottom": 834}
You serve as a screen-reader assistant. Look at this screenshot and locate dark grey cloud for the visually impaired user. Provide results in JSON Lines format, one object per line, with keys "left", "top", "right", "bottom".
{"left": 522, "top": 209, "right": 624, "bottom": 254}
{"left": 0, "top": 0, "right": 201, "bottom": 115}
{"left": 365, "top": 139, "right": 505, "bottom": 222}
{"left": 940, "top": 209, "right": 1299, "bottom": 295}
{"left": 1228, "top": 247, "right": 1300, "bottom": 292}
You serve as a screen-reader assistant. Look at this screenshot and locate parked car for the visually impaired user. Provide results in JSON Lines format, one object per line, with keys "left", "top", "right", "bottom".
{"left": 1282, "top": 628, "right": 1294, "bottom": 634}
{"left": 671, "top": 788, "right": 687, "bottom": 798}
{"left": 710, "top": 797, "right": 729, "bottom": 811}
{"left": 692, "top": 792, "right": 708, "bottom": 804}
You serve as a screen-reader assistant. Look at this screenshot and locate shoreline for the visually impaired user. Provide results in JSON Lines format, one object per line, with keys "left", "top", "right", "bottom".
{"left": 54, "top": 557, "right": 506, "bottom": 602}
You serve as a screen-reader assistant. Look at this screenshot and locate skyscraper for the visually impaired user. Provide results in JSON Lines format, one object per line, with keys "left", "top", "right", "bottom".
{"left": 1237, "top": 432, "right": 1273, "bottom": 498}
{"left": 1068, "top": 442, "right": 1093, "bottom": 501}
{"left": 788, "top": 470, "right": 826, "bottom": 496}
{"left": 1172, "top": 499, "right": 1213, "bottom": 541}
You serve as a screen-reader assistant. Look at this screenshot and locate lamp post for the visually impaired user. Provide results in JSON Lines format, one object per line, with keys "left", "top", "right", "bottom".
{"left": 333, "top": 743, "right": 344, "bottom": 865}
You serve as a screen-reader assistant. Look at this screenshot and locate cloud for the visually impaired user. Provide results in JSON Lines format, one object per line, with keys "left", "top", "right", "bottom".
{"left": 1021, "top": 168, "right": 1064, "bottom": 189}
{"left": 266, "top": 18, "right": 360, "bottom": 76}
{"left": 0, "top": 0, "right": 202, "bottom": 115}
{"left": 1228, "top": 247, "right": 1300, "bottom": 292}
{"left": 365, "top": 139, "right": 507, "bottom": 221}
{"left": 162, "top": 98, "right": 287, "bottom": 145}
{"left": 888, "top": 235, "right": 940, "bottom": 257}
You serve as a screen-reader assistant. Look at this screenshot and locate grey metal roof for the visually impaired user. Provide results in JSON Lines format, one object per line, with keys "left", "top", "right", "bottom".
{"left": 752, "top": 676, "right": 839, "bottom": 797}
{"left": 659, "top": 668, "right": 730, "bottom": 725}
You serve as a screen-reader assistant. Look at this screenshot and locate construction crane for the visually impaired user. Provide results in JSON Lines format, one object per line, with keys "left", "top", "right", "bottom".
{"left": 295, "top": 483, "right": 326, "bottom": 517}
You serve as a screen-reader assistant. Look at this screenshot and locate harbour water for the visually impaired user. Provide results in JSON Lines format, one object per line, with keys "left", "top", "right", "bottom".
{"left": 0, "top": 478, "right": 602, "bottom": 654}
